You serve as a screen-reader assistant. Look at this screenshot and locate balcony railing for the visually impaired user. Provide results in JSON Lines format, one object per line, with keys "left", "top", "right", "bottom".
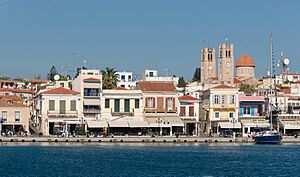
{"left": 144, "top": 108, "right": 177, "bottom": 114}
{"left": 83, "top": 94, "right": 100, "bottom": 98}
{"left": 111, "top": 108, "right": 134, "bottom": 116}
{"left": 47, "top": 110, "right": 78, "bottom": 117}
{"left": 83, "top": 109, "right": 100, "bottom": 114}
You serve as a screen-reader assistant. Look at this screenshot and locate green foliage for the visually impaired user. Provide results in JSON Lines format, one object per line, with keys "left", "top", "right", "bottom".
{"left": 177, "top": 76, "right": 186, "bottom": 88}
{"left": 101, "top": 67, "right": 119, "bottom": 89}
{"left": 75, "top": 126, "right": 86, "bottom": 136}
{"left": 47, "top": 66, "right": 59, "bottom": 81}
{"left": 0, "top": 76, "right": 10, "bottom": 80}
{"left": 192, "top": 68, "right": 201, "bottom": 82}
{"left": 13, "top": 77, "right": 25, "bottom": 82}
{"left": 239, "top": 83, "right": 256, "bottom": 95}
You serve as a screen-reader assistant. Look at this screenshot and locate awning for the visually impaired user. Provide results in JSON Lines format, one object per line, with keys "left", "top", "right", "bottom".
{"left": 108, "top": 120, "right": 129, "bottom": 128}
{"left": 87, "top": 120, "right": 108, "bottom": 128}
{"left": 163, "top": 117, "right": 184, "bottom": 127}
{"left": 240, "top": 119, "right": 270, "bottom": 128}
{"left": 127, "top": 120, "right": 149, "bottom": 128}
{"left": 146, "top": 117, "right": 184, "bottom": 127}
{"left": 219, "top": 122, "right": 242, "bottom": 129}
{"left": 280, "top": 120, "right": 300, "bottom": 130}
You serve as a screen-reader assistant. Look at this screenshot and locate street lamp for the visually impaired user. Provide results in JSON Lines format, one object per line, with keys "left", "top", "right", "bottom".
{"left": 156, "top": 117, "right": 162, "bottom": 136}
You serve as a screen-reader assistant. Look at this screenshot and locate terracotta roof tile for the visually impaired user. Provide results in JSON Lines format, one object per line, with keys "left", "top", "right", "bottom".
{"left": 29, "top": 79, "right": 49, "bottom": 83}
{"left": 137, "top": 81, "right": 176, "bottom": 92}
{"left": 179, "top": 95, "right": 200, "bottom": 101}
{"left": 234, "top": 78, "right": 241, "bottom": 84}
{"left": 41, "top": 87, "right": 80, "bottom": 95}
{"left": 212, "top": 84, "right": 234, "bottom": 89}
{"left": 83, "top": 77, "right": 100, "bottom": 81}
{"left": 112, "top": 87, "right": 128, "bottom": 90}
{"left": 11, "top": 89, "right": 34, "bottom": 94}
{"left": 236, "top": 54, "right": 255, "bottom": 67}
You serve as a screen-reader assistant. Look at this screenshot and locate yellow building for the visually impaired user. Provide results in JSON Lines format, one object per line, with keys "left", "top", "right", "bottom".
{"left": 201, "top": 84, "right": 240, "bottom": 135}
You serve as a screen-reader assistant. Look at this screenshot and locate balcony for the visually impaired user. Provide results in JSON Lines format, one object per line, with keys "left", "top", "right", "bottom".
{"left": 111, "top": 108, "right": 134, "bottom": 117}
{"left": 84, "top": 88, "right": 100, "bottom": 99}
{"left": 47, "top": 110, "right": 78, "bottom": 117}
{"left": 83, "top": 108, "right": 100, "bottom": 114}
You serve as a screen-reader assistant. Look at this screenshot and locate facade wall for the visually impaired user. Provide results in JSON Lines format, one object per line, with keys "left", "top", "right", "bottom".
{"left": 0, "top": 106, "right": 30, "bottom": 133}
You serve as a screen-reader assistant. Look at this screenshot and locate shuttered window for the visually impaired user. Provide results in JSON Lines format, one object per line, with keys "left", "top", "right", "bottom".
{"left": 49, "top": 100, "right": 55, "bottom": 111}
{"left": 71, "top": 100, "right": 76, "bottom": 111}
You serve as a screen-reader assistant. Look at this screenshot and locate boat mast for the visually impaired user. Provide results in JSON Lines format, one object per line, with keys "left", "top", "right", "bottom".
{"left": 269, "top": 33, "right": 274, "bottom": 130}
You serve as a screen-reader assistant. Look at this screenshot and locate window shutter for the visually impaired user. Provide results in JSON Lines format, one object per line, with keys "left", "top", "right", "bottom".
{"left": 165, "top": 97, "right": 168, "bottom": 111}
{"left": 172, "top": 98, "right": 175, "bottom": 111}
{"left": 145, "top": 98, "right": 148, "bottom": 108}
{"left": 239, "top": 107, "right": 243, "bottom": 116}
{"left": 153, "top": 98, "right": 156, "bottom": 108}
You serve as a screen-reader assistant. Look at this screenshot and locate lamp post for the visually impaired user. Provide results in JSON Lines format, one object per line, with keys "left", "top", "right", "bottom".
{"left": 156, "top": 117, "right": 162, "bottom": 136}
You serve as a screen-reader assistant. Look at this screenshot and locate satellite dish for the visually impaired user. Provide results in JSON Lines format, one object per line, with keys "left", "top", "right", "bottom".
{"left": 287, "top": 75, "right": 293, "bottom": 82}
{"left": 54, "top": 75, "right": 60, "bottom": 81}
{"left": 284, "top": 58, "right": 289, "bottom": 65}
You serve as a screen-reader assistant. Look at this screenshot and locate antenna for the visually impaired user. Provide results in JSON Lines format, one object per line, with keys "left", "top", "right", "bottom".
{"left": 269, "top": 33, "right": 274, "bottom": 130}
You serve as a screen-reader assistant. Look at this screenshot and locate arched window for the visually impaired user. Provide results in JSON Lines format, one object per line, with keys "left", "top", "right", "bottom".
{"left": 228, "top": 50, "right": 231, "bottom": 57}
{"left": 225, "top": 51, "right": 228, "bottom": 57}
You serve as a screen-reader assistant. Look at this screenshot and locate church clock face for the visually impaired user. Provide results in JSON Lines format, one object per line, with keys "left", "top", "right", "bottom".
{"left": 208, "top": 66, "right": 213, "bottom": 70}
{"left": 226, "top": 62, "right": 231, "bottom": 67}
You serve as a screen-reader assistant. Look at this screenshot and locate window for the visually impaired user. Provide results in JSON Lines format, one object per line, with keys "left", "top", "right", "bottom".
{"left": 221, "top": 95, "right": 226, "bottom": 104}
{"left": 229, "top": 112, "right": 234, "bottom": 119}
{"left": 105, "top": 99, "right": 110, "bottom": 108}
{"left": 114, "top": 99, "right": 120, "bottom": 112}
{"left": 70, "top": 100, "right": 76, "bottom": 111}
{"left": 121, "top": 75, "right": 125, "bottom": 80}
{"left": 146, "top": 97, "right": 154, "bottom": 108}
{"left": 230, "top": 95, "right": 235, "bottom": 104}
{"left": 59, "top": 100, "right": 66, "bottom": 114}
{"left": 84, "top": 88, "right": 99, "bottom": 97}
{"left": 128, "top": 75, "right": 132, "bottom": 80}
{"left": 60, "top": 83, "right": 65, "bottom": 87}
{"left": 124, "top": 99, "right": 130, "bottom": 112}
{"left": 167, "top": 97, "right": 174, "bottom": 111}
{"left": 214, "top": 95, "right": 220, "bottom": 104}
{"left": 49, "top": 100, "right": 55, "bottom": 111}
{"left": 15, "top": 111, "right": 20, "bottom": 122}
{"left": 1, "top": 111, "right": 7, "bottom": 122}
{"left": 135, "top": 99, "right": 140, "bottom": 109}
{"left": 87, "top": 72, "right": 93, "bottom": 75}
{"left": 243, "top": 107, "right": 250, "bottom": 115}
{"left": 214, "top": 112, "right": 220, "bottom": 119}
{"left": 149, "top": 72, "right": 154, "bottom": 77}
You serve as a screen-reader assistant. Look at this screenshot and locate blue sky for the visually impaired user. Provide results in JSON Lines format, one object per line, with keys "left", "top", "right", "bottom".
{"left": 0, "top": 0, "right": 299, "bottom": 80}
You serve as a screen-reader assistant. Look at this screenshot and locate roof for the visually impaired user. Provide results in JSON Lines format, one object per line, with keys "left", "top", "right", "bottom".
{"left": 0, "top": 80, "right": 16, "bottom": 83}
{"left": 234, "top": 78, "right": 241, "bottom": 84}
{"left": 83, "top": 77, "right": 100, "bottom": 81}
{"left": 112, "top": 87, "right": 128, "bottom": 90}
{"left": 236, "top": 54, "right": 255, "bottom": 67}
{"left": 0, "top": 99, "right": 27, "bottom": 107}
{"left": 178, "top": 95, "right": 200, "bottom": 101}
{"left": 0, "top": 88, "right": 12, "bottom": 92}
{"left": 41, "top": 87, "right": 80, "bottom": 95}
{"left": 11, "top": 89, "right": 34, "bottom": 94}
{"left": 137, "top": 81, "right": 176, "bottom": 92}
{"left": 0, "top": 95, "right": 24, "bottom": 102}
{"left": 212, "top": 84, "right": 234, "bottom": 89}
{"left": 28, "top": 79, "right": 49, "bottom": 84}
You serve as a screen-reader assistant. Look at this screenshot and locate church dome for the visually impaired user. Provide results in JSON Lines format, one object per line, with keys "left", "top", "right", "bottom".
{"left": 236, "top": 54, "right": 255, "bottom": 67}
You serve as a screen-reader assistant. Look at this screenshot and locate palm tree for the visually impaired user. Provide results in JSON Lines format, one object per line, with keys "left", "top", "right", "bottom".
{"left": 101, "top": 67, "right": 119, "bottom": 89}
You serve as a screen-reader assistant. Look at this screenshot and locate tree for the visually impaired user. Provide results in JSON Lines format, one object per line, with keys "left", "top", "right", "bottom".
{"left": 13, "top": 77, "right": 25, "bottom": 82}
{"left": 239, "top": 83, "right": 256, "bottom": 95}
{"left": 192, "top": 68, "right": 201, "bottom": 82}
{"left": 75, "top": 66, "right": 87, "bottom": 78}
{"left": 34, "top": 74, "right": 41, "bottom": 80}
{"left": 177, "top": 77, "right": 186, "bottom": 88}
{"left": 47, "top": 66, "right": 59, "bottom": 81}
{"left": 0, "top": 76, "right": 10, "bottom": 80}
{"left": 101, "top": 67, "right": 119, "bottom": 89}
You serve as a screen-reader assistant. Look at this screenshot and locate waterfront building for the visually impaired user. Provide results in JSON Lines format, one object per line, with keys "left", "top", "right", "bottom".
{"left": 238, "top": 94, "right": 269, "bottom": 137}
{"left": 72, "top": 69, "right": 102, "bottom": 121}
{"left": 236, "top": 53, "right": 255, "bottom": 81}
{"left": 116, "top": 71, "right": 136, "bottom": 89}
{"left": 98, "top": 87, "right": 147, "bottom": 136}
{"left": 0, "top": 95, "right": 30, "bottom": 135}
{"left": 200, "top": 84, "right": 240, "bottom": 135}
{"left": 218, "top": 43, "right": 234, "bottom": 84}
{"left": 35, "top": 87, "right": 82, "bottom": 136}
{"left": 137, "top": 81, "right": 183, "bottom": 136}
{"left": 200, "top": 48, "right": 216, "bottom": 84}
{"left": 178, "top": 95, "right": 201, "bottom": 136}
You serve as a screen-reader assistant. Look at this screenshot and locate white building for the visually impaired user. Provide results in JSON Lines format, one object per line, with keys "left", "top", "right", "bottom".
{"left": 143, "top": 69, "right": 179, "bottom": 84}
{"left": 72, "top": 69, "right": 102, "bottom": 121}
{"left": 116, "top": 71, "right": 136, "bottom": 89}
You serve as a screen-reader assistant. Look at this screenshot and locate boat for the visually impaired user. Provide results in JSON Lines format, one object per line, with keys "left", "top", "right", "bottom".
{"left": 253, "top": 130, "right": 282, "bottom": 144}
{"left": 253, "top": 34, "right": 282, "bottom": 144}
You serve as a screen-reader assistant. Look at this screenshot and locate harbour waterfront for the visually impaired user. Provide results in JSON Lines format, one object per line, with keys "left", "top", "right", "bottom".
{"left": 1, "top": 143, "right": 300, "bottom": 177}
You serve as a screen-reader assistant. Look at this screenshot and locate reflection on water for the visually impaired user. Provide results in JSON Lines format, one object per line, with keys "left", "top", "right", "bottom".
{"left": 0, "top": 143, "right": 299, "bottom": 177}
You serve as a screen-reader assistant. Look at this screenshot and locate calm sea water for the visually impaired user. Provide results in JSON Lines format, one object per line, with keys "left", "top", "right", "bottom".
{"left": 0, "top": 143, "right": 299, "bottom": 177}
